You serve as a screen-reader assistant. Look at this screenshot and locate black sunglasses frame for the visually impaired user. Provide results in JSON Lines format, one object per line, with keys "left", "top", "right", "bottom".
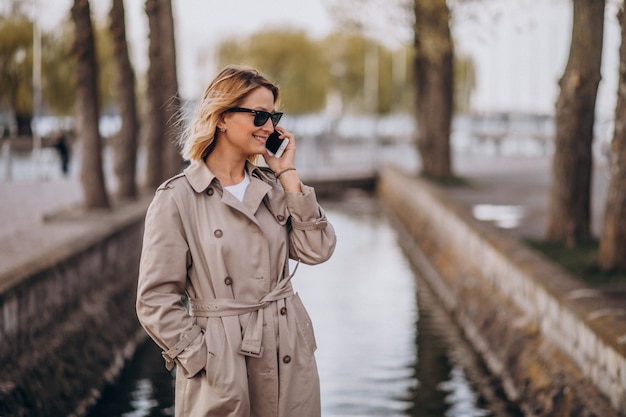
{"left": 224, "top": 107, "right": 283, "bottom": 127}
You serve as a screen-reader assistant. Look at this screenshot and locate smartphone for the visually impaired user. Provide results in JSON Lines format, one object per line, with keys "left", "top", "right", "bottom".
{"left": 265, "top": 130, "right": 289, "bottom": 158}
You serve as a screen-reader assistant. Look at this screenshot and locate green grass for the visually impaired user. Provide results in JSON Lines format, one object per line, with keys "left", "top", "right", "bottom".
{"left": 527, "top": 239, "right": 626, "bottom": 287}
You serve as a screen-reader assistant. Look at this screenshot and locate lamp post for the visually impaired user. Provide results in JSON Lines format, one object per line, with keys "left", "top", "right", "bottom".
{"left": 364, "top": 43, "right": 378, "bottom": 114}
{"left": 32, "top": 0, "right": 42, "bottom": 179}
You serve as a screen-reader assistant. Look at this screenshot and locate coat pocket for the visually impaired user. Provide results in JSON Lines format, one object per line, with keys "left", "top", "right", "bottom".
{"left": 291, "top": 293, "right": 318, "bottom": 356}
{"left": 204, "top": 317, "right": 226, "bottom": 386}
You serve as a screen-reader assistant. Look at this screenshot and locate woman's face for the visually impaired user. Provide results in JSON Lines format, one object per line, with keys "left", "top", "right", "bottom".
{"left": 220, "top": 87, "right": 276, "bottom": 158}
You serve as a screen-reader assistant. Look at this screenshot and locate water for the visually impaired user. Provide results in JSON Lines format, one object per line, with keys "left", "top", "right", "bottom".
{"left": 87, "top": 192, "right": 518, "bottom": 417}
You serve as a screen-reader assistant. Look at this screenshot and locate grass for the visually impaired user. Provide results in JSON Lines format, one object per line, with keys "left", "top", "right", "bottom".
{"left": 526, "top": 239, "right": 626, "bottom": 287}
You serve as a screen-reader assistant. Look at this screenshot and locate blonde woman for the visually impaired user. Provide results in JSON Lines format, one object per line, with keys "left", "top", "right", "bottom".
{"left": 136, "top": 65, "right": 337, "bottom": 417}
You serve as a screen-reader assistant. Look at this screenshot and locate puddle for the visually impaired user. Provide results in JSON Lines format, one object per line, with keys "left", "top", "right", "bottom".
{"left": 472, "top": 204, "right": 525, "bottom": 229}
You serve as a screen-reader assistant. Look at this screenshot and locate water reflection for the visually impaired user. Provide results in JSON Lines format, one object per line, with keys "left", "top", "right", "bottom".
{"left": 87, "top": 192, "right": 515, "bottom": 417}
{"left": 87, "top": 342, "right": 175, "bottom": 417}
{"left": 408, "top": 281, "right": 488, "bottom": 417}
{"left": 296, "top": 196, "right": 418, "bottom": 416}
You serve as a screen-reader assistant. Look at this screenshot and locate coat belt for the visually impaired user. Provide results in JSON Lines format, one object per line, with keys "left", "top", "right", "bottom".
{"left": 188, "top": 262, "right": 300, "bottom": 358}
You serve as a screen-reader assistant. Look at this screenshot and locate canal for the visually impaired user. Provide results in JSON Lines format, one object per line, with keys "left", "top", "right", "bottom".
{"left": 86, "top": 191, "right": 519, "bottom": 417}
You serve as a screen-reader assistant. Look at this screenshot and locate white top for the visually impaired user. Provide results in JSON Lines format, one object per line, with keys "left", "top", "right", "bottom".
{"left": 224, "top": 171, "right": 250, "bottom": 202}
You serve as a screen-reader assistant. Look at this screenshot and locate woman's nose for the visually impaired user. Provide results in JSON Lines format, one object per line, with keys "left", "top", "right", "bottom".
{"left": 261, "top": 118, "right": 274, "bottom": 131}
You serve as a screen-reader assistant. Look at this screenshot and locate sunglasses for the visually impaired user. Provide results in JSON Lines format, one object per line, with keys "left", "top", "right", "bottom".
{"left": 224, "top": 107, "right": 283, "bottom": 127}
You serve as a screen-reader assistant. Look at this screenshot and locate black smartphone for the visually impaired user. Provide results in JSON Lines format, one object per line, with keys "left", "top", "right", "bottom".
{"left": 265, "top": 130, "right": 289, "bottom": 158}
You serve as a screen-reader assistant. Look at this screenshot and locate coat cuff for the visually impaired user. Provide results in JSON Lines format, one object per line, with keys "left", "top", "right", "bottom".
{"left": 162, "top": 325, "right": 206, "bottom": 378}
{"left": 286, "top": 184, "right": 326, "bottom": 228}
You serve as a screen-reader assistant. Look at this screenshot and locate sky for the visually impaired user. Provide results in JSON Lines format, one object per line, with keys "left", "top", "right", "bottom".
{"left": 31, "top": 0, "right": 622, "bottom": 118}
{"left": 36, "top": 0, "right": 345, "bottom": 98}
{"left": 451, "top": 0, "right": 621, "bottom": 119}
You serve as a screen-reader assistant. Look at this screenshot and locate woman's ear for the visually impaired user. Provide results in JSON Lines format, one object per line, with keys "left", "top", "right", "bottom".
{"left": 216, "top": 115, "right": 227, "bottom": 133}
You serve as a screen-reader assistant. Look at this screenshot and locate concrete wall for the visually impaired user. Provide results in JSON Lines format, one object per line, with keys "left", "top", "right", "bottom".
{"left": 0, "top": 198, "right": 150, "bottom": 417}
{"left": 378, "top": 165, "right": 626, "bottom": 417}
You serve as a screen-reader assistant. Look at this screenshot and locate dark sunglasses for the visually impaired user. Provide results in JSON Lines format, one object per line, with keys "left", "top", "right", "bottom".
{"left": 224, "top": 107, "right": 283, "bottom": 127}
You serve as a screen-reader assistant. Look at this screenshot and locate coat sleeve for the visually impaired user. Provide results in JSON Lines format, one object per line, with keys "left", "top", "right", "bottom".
{"left": 136, "top": 187, "right": 206, "bottom": 378}
{"left": 286, "top": 184, "right": 337, "bottom": 265}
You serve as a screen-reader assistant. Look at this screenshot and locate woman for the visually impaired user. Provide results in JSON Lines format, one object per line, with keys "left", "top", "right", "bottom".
{"left": 136, "top": 65, "right": 337, "bottom": 417}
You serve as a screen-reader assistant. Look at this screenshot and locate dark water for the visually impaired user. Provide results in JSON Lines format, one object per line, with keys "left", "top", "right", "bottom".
{"left": 87, "top": 192, "right": 518, "bottom": 417}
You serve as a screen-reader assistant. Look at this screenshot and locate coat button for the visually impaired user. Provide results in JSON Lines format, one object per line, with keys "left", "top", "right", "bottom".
{"left": 280, "top": 307, "right": 287, "bottom": 315}
{"left": 282, "top": 355, "right": 291, "bottom": 364}
{"left": 214, "top": 229, "right": 223, "bottom": 238}
{"left": 224, "top": 277, "right": 233, "bottom": 286}
{"left": 276, "top": 214, "right": 285, "bottom": 222}
{"left": 206, "top": 187, "right": 214, "bottom": 196}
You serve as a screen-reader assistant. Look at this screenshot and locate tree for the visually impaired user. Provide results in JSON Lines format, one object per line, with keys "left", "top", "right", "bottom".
{"left": 321, "top": 32, "right": 399, "bottom": 114}
{"left": 454, "top": 54, "right": 476, "bottom": 114}
{"left": 547, "top": 0, "right": 605, "bottom": 245}
{"left": 0, "top": 15, "right": 34, "bottom": 135}
{"left": 599, "top": 6, "right": 626, "bottom": 270}
{"left": 43, "top": 26, "right": 76, "bottom": 116}
{"left": 413, "top": 0, "right": 454, "bottom": 179}
{"left": 144, "top": 0, "right": 182, "bottom": 188}
{"left": 109, "top": 0, "right": 138, "bottom": 198}
{"left": 218, "top": 29, "right": 331, "bottom": 114}
{"left": 323, "top": 0, "right": 415, "bottom": 115}
{"left": 143, "top": 0, "right": 164, "bottom": 188}
{"left": 94, "top": 24, "right": 117, "bottom": 114}
{"left": 216, "top": 29, "right": 405, "bottom": 115}
{"left": 0, "top": 11, "right": 120, "bottom": 125}
{"left": 157, "top": 0, "right": 182, "bottom": 179}
{"left": 71, "top": 0, "right": 109, "bottom": 208}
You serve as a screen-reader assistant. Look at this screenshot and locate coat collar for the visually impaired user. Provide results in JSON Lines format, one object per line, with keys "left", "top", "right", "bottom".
{"left": 184, "top": 160, "right": 269, "bottom": 194}
{"left": 184, "top": 160, "right": 275, "bottom": 227}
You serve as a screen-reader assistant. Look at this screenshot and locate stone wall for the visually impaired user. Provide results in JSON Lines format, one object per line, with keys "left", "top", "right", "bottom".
{"left": 378, "top": 165, "right": 626, "bottom": 417}
{"left": 0, "top": 198, "right": 150, "bottom": 417}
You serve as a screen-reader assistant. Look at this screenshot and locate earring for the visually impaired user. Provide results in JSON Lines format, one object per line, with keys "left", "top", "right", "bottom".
{"left": 220, "top": 127, "right": 226, "bottom": 133}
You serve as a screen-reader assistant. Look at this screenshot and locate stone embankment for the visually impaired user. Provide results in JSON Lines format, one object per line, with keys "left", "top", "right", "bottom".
{"left": 378, "top": 164, "right": 626, "bottom": 417}
{"left": 0, "top": 196, "right": 151, "bottom": 417}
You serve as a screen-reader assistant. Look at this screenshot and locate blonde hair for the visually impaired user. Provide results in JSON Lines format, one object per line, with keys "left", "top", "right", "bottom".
{"left": 180, "top": 65, "right": 280, "bottom": 162}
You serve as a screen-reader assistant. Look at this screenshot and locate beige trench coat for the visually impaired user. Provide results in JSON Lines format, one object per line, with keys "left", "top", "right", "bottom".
{"left": 136, "top": 161, "right": 336, "bottom": 417}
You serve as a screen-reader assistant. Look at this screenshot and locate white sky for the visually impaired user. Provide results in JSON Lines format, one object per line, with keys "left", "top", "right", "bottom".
{"left": 33, "top": 0, "right": 622, "bottom": 117}
{"left": 451, "top": 0, "right": 621, "bottom": 118}
{"left": 37, "top": 0, "right": 342, "bottom": 98}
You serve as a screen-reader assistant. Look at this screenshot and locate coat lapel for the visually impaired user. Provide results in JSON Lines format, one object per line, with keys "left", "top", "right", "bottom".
{"left": 184, "top": 160, "right": 274, "bottom": 226}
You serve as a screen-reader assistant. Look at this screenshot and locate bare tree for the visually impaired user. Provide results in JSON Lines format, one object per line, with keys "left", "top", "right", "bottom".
{"left": 144, "top": 0, "right": 181, "bottom": 188}
{"left": 547, "top": 0, "right": 605, "bottom": 245}
{"left": 144, "top": 0, "right": 164, "bottom": 188}
{"left": 599, "top": 6, "right": 626, "bottom": 270}
{"left": 109, "top": 0, "right": 138, "bottom": 199}
{"left": 413, "top": 0, "right": 454, "bottom": 179}
{"left": 158, "top": 0, "right": 183, "bottom": 179}
{"left": 71, "top": 0, "right": 109, "bottom": 209}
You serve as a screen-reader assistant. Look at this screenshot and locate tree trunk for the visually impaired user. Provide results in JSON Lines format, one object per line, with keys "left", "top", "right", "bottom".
{"left": 71, "top": 0, "right": 109, "bottom": 209}
{"left": 547, "top": 0, "right": 605, "bottom": 245}
{"left": 412, "top": 0, "right": 454, "bottom": 179}
{"left": 599, "top": 7, "right": 626, "bottom": 270}
{"left": 158, "top": 0, "right": 183, "bottom": 178}
{"left": 109, "top": 0, "right": 138, "bottom": 199}
{"left": 144, "top": 0, "right": 164, "bottom": 188}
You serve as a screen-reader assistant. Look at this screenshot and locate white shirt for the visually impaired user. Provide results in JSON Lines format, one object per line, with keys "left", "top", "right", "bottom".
{"left": 224, "top": 171, "right": 250, "bottom": 202}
